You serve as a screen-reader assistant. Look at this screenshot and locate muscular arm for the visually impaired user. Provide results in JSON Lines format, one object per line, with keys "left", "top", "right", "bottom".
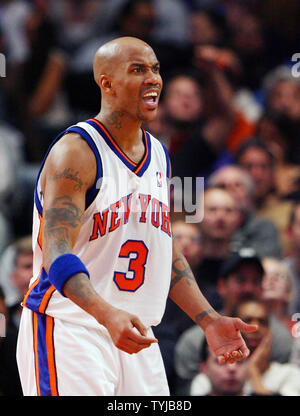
{"left": 41, "top": 133, "right": 108, "bottom": 320}
{"left": 168, "top": 239, "right": 220, "bottom": 330}
{"left": 167, "top": 164, "right": 256, "bottom": 363}
{"left": 41, "top": 133, "right": 157, "bottom": 353}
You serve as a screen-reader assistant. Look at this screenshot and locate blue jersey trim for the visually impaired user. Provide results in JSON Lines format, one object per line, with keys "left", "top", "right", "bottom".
{"left": 161, "top": 143, "right": 170, "bottom": 180}
{"left": 86, "top": 119, "right": 151, "bottom": 177}
{"left": 67, "top": 126, "right": 103, "bottom": 208}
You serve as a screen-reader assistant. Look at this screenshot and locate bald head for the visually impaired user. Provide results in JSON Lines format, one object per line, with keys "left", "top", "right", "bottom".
{"left": 93, "top": 36, "right": 162, "bottom": 123}
{"left": 93, "top": 36, "right": 154, "bottom": 87}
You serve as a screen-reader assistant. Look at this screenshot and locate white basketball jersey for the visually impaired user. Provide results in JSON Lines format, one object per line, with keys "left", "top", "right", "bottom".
{"left": 23, "top": 119, "right": 172, "bottom": 328}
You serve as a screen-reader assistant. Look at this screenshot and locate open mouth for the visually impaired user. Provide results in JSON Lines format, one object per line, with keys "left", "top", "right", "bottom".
{"left": 142, "top": 91, "right": 159, "bottom": 109}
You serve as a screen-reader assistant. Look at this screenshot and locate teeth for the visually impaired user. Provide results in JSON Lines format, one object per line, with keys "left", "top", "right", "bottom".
{"left": 143, "top": 92, "right": 158, "bottom": 97}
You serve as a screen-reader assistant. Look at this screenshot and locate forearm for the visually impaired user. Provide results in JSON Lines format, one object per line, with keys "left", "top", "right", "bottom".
{"left": 169, "top": 242, "right": 220, "bottom": 330}
{"left": 63, "top": 273, "right": 113, "bottom": 326}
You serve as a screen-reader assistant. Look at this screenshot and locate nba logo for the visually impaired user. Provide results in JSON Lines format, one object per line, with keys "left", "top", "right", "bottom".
{"left": 156, "top": 171, "right": 162, "bottom": 187}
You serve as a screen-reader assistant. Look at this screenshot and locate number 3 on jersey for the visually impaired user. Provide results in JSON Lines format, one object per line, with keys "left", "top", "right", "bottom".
{"left": 113, "top": 240, "right": 149, "bottom": 291}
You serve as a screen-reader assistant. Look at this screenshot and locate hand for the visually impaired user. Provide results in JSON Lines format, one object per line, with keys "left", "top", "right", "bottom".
{"left": 101, "top": 305, "right": 158, "bottom": 355}
{"left": 204, "top": 316, "right": 257, "bottom": 364}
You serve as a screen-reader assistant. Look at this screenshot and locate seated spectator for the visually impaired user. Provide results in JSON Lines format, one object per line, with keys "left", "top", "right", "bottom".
{"left": 284, "top": 202, "right": 300, "bottom": 314}
{"left": 153, "top": 219, "right": 202, "bottom": 394}
{"left": 208, "top": 164, "right": 283, "bottom": 258}
{"left": 153, "top": 67, "right": 236, "bottom": 185}
{"left": 195, "top": 187, "right": 240, "bottom": 310}
{"left": 174, "top": 249, "right": 293, "bottom": 395}
{"left": 262, "top": 65, "right": 300, "bottom": 166}
{"left": 0, "top": 285, "right": 22, "bottom": 396}
{"left": 235, "top": 299, "right": 300, "bottom": 396}
{"left": 0, "top": 236, "right": 33, "bottom": 330}
{"left": 262, "top": 257, "right": 295, "bottom": 334}
{"left": 190, "top": 339, "right": 248, "bottom": 396}
{"left": 190, "top": 299, "right": 300, "bottom": 396}
{"left": 235, "top": 137, "right": 293, "bottom": 251}
{"left": 172, "top": 219, "right": 202, "bottom": 273}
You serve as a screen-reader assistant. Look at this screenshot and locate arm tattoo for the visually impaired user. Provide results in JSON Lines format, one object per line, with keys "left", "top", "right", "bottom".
{"left": 44, "top": 196, "right": 82, "bottom": 229}
{"left": 51, "top": 168, "right": 87, "bottom": 192}
{"left": 195, "top": 309, "right": 215, "bottom": 325}
{"left": 44, "top": 195, "right": 83, "bottom": 261}
{"left": 170, "top": 251, "right": 196, "bottom": 290}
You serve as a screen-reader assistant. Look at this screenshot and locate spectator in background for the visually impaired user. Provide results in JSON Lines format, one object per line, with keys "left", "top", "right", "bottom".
{"left": 234, "top": 299, "right": 300, "bottom": 395}
{"left": 156, "top": 219, "right": 203, "bottom": 334}
{"left": 208, "top": 165, "right": 282, "bottom": 258}
{"left": 0, "top": 285, "right": 22, "bottom": 396}
{"left": 0, "top": 236, "right": 33, "bottom": 330}
{"left": 263, "top": 66, "right": 300, "bottom": 165}
{"left": 153, "top": 219, "right": 203, "bottom": 394}
{"left": 227, "top": 8, "right": 277, "bottom": 92}
{"left": 257, "top": 67, "right": 300, "bottom": 200}
{"left": 284, "top": 202, "right": 300, "bottom": 315}
{"left": 7, "top": 235, "right": 33, "bottom": 330}
{"left": 262, "top": 257, "right": 295, "bottom": 334}
{"left": 190, "top": 339, "right": 248, "bottom": 396}
{"left": 195, "top": 187, "right": 240, "bottom": 310}
{"left": 191, "top": 299, "right": 300, "bottom": 396}
{"left": 189, "top": 8, "right": 228, "bottom": 49}
{"left": 235, "top": 137, "right": 293, "bottom": 251}
{"left": 153, "top": 71, "right": 227, "bottom": 186}
{"left": 174, "top": 249, "right": 292, "bottom": 395}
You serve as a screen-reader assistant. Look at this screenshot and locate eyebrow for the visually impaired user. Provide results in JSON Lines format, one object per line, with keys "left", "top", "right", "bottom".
{"left": 130, "top": 61, "right": 160, "bottom": 68}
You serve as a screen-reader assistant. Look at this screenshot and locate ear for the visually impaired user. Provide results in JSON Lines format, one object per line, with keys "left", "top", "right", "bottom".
{"left": 99, "top": 75, "right": 113, "bottom": 93}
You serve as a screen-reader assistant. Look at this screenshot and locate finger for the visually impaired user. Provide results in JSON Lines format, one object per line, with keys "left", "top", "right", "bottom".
{"left": 234, "top": 318, "right": 258, "bottom": 333}
{"left": 127, "top": 327, "right": 158, "bottom": 345}
{"left": 131, "top": 316, "right": 148, "bottom": 337}
{"left": 118, "top": 338, "right": 152, "bottom": 354}
{"left": 217, "top": 355, "right": 226, "bottom": 365}
{"left": 231, "top": 350, "right": 243, "bottom": 362}
{"left": 236, "top": 344, "right": 250, "bottom": 359}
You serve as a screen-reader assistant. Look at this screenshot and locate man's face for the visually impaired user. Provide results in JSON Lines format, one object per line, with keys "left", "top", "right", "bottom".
{"left": 164, "top": 76, "right": 203, "bottom": 123}
{"left": 172, "top": 221, "right": 202, "bottom": 269}
{"left": 212, "top": 168, "right": 250, "bottom": 211}
{"left": 204, "top": 349, "right": 247, "bottom": 396}
{"left": 218, "top": 263, "right": 263, "bottom": 309}
{"left": 236, "top": 301, "right": 269, "bottom": 353}
{"left": 122, "top": 1, "right": 155, "bottom": 39}
{"left": 262, "top": 258, "right": 291, "bottom": 303}
{"left": 268, "top": 80, "right": 300, "bottom": 120}
{"left": 11, "top": 252, "right": 33, "bottom": 296}
{"left": 201, "top": 189, "right": 239, "bottom": 241}
{"left": 238, "top": 148, "right": 274, "bottom": 201}
{"left": 112, "top": 44, "right": 163, "bottom": 123}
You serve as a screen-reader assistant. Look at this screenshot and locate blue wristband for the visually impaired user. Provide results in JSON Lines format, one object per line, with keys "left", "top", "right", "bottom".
{"left": 48, "top": 253, "right": 90, "bottom": 297}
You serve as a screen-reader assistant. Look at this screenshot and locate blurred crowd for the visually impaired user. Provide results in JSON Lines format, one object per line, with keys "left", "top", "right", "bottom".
{"left": 1, "top": 0, "right": 300, "bottom": 396}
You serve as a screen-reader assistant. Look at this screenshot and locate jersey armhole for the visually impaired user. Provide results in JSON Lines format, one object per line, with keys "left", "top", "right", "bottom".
{"left": 66, "top": 126, "right": 103, "bottom": 209}
{"left": 161, "top": 143, "right": 171, "bottom": 180}
{"left": 34, "top": 125, "right": 103, "bottom": 215}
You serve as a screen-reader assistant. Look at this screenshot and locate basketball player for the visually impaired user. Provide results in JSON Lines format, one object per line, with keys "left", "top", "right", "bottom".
{"left": 16, "top": 37, "right": 257, "bottom": 396}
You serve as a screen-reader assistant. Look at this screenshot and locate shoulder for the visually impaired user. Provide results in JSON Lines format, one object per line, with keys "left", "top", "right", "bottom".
{"left": 42, "top": 132, "right": 97, "bottom": 190}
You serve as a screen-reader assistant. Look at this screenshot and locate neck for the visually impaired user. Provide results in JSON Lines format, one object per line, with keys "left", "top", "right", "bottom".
{"left": 96, "top": 107, "right": 142, "bottom": 149}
